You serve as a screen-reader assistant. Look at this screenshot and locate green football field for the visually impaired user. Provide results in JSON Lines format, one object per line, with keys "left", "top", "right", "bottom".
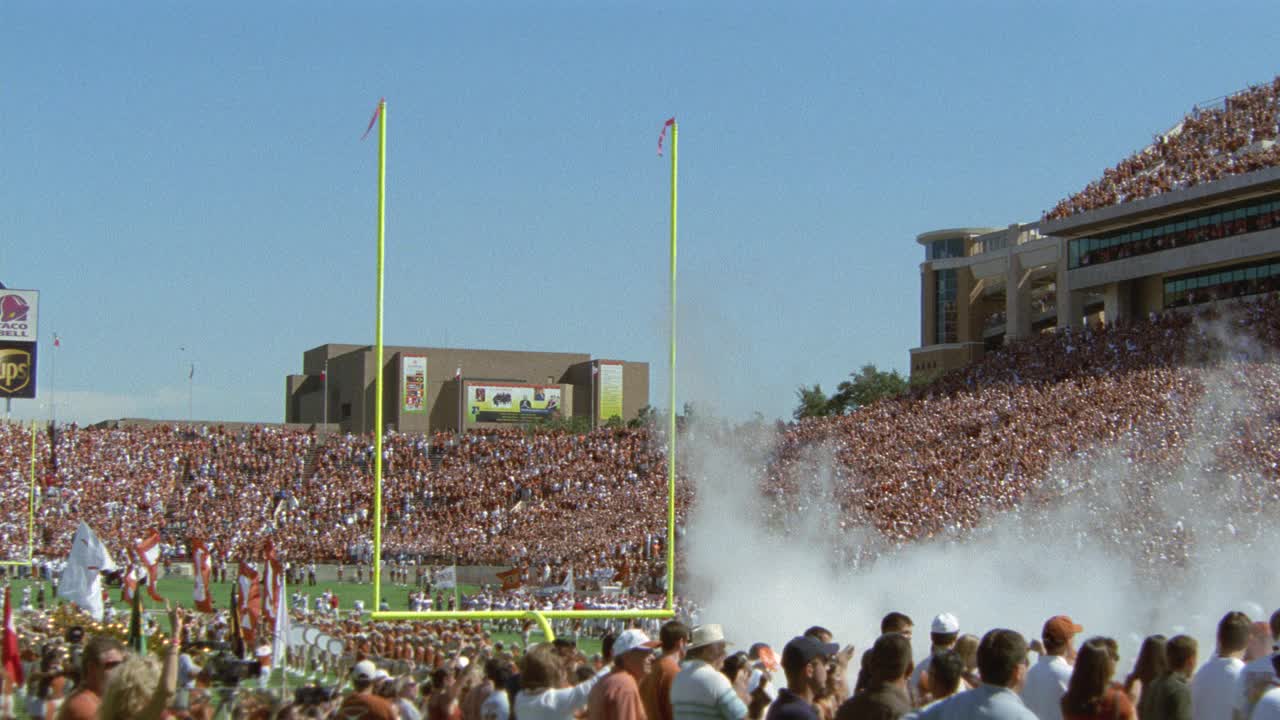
{"left": 6, "top": 575, "right": 603, "bottom": 656}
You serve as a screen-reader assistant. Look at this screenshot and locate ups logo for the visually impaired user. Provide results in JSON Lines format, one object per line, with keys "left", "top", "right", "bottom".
{"left": 0, "top": 348, "right": 31, "bottom": 394}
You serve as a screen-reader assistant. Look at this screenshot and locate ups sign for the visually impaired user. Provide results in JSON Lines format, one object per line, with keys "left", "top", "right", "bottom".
{"left": 0, "top": 342, "right": 36, "bottom": 398}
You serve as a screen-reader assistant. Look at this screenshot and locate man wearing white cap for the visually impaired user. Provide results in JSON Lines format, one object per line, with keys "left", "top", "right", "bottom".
{"left": 589, "top": 628, "right": 661, "bottom": 720}
{"left": 671, "top": 624, "right": 748, "bottom": 720}
{"left": 336, "top": 659, "right": 398, "bottom": 720}
{"left": 910, "top": 613, "right": 960, "bottom": 707}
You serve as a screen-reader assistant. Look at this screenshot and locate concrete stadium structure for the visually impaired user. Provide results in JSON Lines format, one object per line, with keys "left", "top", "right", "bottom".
{"left": 286, "top": 343, "right": 649, "bottom": 434}
{"left": 912, "top": 165, "right": 1280, "bottom": 377}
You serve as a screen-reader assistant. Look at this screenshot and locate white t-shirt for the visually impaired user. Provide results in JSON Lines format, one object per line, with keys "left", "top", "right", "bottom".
{"left": 1238, "top": 655, "right": 1280, "bottom": 720}
{"left": 1020, "top": 654, "right": 1072, "bottom": 720}
{"left": 482, "top": 688, "right": 511, "bottom": 720}
{"left": 1251, "top": 686, "right": 1280, "bottom": 720}
{"left": 1192, "top": 655, "right": 1245, "bottom": 720}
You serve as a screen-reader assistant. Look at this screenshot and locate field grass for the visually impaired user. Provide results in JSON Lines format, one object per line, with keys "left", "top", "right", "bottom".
{"left": 7, "top": 575, "right": 603, "bottom": 656}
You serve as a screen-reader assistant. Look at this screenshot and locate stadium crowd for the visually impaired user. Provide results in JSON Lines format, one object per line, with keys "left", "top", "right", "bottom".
{"left": 2, "top": 293, "right": 1280, "bottom": 588}
{"left": 1045, "top": 76, "right": 1280, "bottom": 220}
{"left": 13, "top": 599, "right": 1280, "bottom": 720}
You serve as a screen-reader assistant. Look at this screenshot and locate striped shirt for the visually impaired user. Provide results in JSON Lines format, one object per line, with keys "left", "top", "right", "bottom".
{"left": 670, "top": 659, "right": 748, "bottom": 720}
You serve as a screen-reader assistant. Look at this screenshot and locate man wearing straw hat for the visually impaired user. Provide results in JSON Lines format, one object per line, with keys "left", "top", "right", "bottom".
{"left": 671, "top": 624, "right": 747, "bottom": 720}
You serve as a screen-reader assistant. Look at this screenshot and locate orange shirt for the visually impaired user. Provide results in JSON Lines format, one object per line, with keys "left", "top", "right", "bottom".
{"left": 590, "top": 670, "right": 647, "bottom": 720}
{"left": 639, "top": 655, "right": 679, "bottom": 720}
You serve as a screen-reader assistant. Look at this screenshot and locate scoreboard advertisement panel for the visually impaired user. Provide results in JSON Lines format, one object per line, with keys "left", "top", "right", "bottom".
{"left": 0, "top": 290, "right": 38, "bottom": 342}
{"left": 597, "top": 362, "right": 624, "bottom": 423}
{"left": 0, "top": 342, "right": 36, "bottom": 399}
{"left": 401, "top": 354, "right": 427, "bottom": 413}
{"left": 465, "top": 382, "right": 561, "bottom": 425}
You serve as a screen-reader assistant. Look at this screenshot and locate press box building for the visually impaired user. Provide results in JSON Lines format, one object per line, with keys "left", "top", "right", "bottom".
{"left": 285, "top": 343, "right": 649, "bottom": 434}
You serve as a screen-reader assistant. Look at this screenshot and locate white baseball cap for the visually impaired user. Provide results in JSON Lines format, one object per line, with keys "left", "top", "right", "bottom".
{"left": 613, "top": 628, "right": 660, "bottom": 656}
{"left": 352, "top": 660, "right": 379, "bottom": 681}
{"left": 931, "top": 613, "right": 960, "bottom": 634}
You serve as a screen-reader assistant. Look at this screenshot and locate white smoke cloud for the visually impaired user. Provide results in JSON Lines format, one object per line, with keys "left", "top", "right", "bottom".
{"left": 679, "top": 321, "right": 1280, "bottom": 672}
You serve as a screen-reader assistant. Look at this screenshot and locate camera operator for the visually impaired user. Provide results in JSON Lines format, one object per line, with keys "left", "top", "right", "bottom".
{"left": 335, "top": 659, "right": 400, "bottom": 719}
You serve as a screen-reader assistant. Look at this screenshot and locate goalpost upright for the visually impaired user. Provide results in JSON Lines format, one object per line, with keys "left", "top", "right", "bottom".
{"left": 368, "top": 106, "right": 679, "bottom": 635}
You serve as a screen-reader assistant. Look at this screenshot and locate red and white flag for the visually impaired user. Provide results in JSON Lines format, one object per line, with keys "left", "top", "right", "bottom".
{"left": 134, "top": 530, "right": 165, "bottom": 602}
{"left": 261, "top": 542, "right": 284, "bottom": 629}
{"left": 657, "top": 117, "right": 675, "bottom": 156}
{"left": 190, "top": 539, "right": 214, "bottom": 614}
{"left": 361, "top": 98, "right": 384, "bottom": 141}
{"left": 2, "top": 586, "right": 22, "bottom": 686}
{"left": 237, "top": 562, "right": 261, "bottom": 648}
{"left": 455, "top": 367, "right": 462, "bottom": 381}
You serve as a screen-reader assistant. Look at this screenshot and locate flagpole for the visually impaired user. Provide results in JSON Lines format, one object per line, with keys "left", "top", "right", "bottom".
{"left": 27, "top": 423, "right": 35, "bottom": 564}
{"left": 323, "top": 359, "right": 329, "bottom": 427}
{"left": 372, "top": 98, "right": 387, "bottom": 615}
{"left": 49, "top": 333, "right": 56, "bottom": 425}
{"left": 665, "top": 121, "right": 678, "bottom": 613}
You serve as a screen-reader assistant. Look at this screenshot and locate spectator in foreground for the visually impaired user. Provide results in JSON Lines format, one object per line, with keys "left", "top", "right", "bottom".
{"left": 96, "top": 605, "right": 184, "bottom": 720}
{"left": 55, "top": 635, "right": 124, "bottom": 720}
{"left": 1191, "top": 611, "right": 1250, "bottom": 720}
{"left": 587, "top": 628, "right": 658, "bottom": 720}
{"left": 482, "top": 658, "right": 514, "bottom": 720}
{"left": 916, "top": 629, "right": 1037, "bottom": 720}
{"left": 767, "top": 636, "right": 839, "bottom": 720}
{"left": 1121, "top": 635, "right": 1167, "bottom": 708}
{"left": 1247, "top": 655, "right": 1280, "bottom": 720}
{"left": 1060, "top": 638, "right": 1135, "bottom": 720}
{"left": 337, "top": 660, "right": 399, "bottom": 720}
{"left": 1023, "top": 616, "right": 1083, "bottom": 720}
{"left": 1138, "top": 635, "right": 1196, "bottom": 720}
{"left": 911, "top": 614, "right": 960, "bottom": 707}
{"left": 836, "top": 633, "right": 912, "bottom": 720}
{"left": 516, "top": 643, "right": 606, "bottom": 720}
{"left": 671, "top": 625, "right": 747, "bottom": 720}
{"left": 1238, "top": 610, "right": 1280, "bottom": 720}
{"left": 917, "top": 651, "right": 965, "bottom": 711}
{"left": 641, "top": 621, "right": 690, "bottom": 720}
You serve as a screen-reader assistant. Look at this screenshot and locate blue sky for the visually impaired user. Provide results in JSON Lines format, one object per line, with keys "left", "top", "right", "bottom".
{"left": 5, "top": 1, "right": 1279, "bottom": 425}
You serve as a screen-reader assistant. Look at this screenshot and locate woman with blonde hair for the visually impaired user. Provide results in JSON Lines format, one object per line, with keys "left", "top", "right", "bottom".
{"left": 96, "top": 605, "right": 184, "bottom": 720}
{"left": 515, "top": 643, "right": 605, "bottom": 720}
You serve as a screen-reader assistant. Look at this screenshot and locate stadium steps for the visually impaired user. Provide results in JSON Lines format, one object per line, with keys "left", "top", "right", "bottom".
{"left": 300, "top": 434, "right": 325, "bottom": 482}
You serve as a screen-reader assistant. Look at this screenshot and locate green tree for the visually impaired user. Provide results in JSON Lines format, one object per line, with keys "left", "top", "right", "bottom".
{"left": 793, "top": 384, "right": 832, "bottom": 420}
{"left": 627, "top": 405, "right": 655, "bottom": 429}
{"left": 828, "top": 364, "right": 908, "bottom": 414}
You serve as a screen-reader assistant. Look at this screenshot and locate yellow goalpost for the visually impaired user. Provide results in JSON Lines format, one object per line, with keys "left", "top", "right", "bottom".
{"left": 365, "top": 103, "right": 679, "bottom": 636}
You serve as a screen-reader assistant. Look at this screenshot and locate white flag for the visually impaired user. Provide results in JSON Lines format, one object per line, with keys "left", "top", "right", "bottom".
{"left": 58, "top": 522, "right": 116, "bottom": 620}
{"left": 272, "top": 572, "right": 289, "bottom": 687}
{"left": 433, "top": 566, "right": 457, "bottom": 590}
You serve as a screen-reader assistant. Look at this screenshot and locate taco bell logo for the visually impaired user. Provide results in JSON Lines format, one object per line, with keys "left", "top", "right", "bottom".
{"left": 0, "top": 295, "right": 27, "bottom": 323}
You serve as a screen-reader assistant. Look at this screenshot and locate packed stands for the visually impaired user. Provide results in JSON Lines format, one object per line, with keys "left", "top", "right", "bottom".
{"left": 4, "top": 296, "right": 1280, "bottom": 588}
{"left": 1045, "top": 77, "right": 1280, "bottom": 220}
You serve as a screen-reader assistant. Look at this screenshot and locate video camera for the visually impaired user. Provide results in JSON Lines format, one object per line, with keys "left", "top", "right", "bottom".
{"left": 181, "top": 641, "right": 260, "bottom": 686}
{"left": 294, "top": 685, "right": 337, "bottom": 706}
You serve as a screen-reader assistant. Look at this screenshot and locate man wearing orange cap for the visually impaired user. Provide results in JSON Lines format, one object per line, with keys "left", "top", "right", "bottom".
{"left": 1020, "top": 615, "right": 1081, "bottom": 720}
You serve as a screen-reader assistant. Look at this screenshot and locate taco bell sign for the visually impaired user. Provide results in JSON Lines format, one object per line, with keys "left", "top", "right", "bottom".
{"left": 0, "top": 289, "right": 38, "bottom": 342}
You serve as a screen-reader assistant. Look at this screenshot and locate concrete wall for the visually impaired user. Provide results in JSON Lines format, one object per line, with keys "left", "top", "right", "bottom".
{"left": 288, "top": 345, "right": 649, "bottom": 433}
